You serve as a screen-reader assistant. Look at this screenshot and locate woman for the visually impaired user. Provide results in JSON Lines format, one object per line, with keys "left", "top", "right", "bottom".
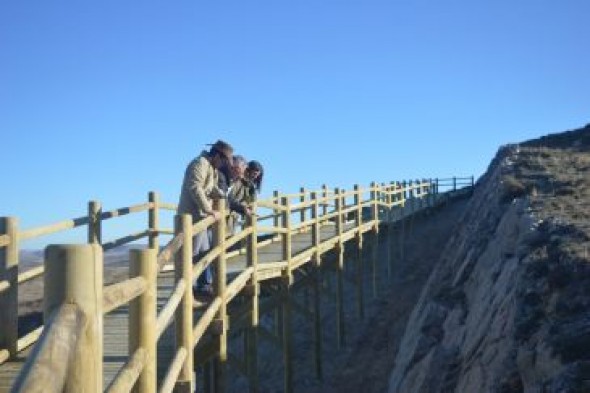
{"left": 227, "top": 160, "right": 264, "bottom": 234}
{"left": 245, "top": 160, "right": 264, "bottom": 195}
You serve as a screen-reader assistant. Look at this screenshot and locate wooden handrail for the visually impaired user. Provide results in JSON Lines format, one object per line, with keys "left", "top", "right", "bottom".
{"left": 225, "top": 267, "right": 254, "bottom": 303}
{"left": 100, "top": 202, "right": 151, "bottom": 221}
{"left": 159, "top": 202, "right": 177, "bottom": 211}
{"left": 102, "top": 230, "right": 151, "bottom": 251}
{"left": 256, "top": 212, "right": 278, "bottom": 221}
{"left": 256, "top": 200, "right": 288, "bottom": 211}
{"left": 19, "top": 216, "right": 89, "bottom": 240}
{"left": 224, "top": 225, "right": 254, "bottom": 250}
{"left": 191, "top": 215, "right": 216, "bottom": 235}
{"left": 11, "top": 304, "right": 84, "bottom": 393}
{"left": 0, "top": 280, "right": 10, "bottom": 293}
{"left": 17, "top": 327, "right": 44, "bottom": 353}
{"left": 192, "top": 297, "right": 223, "bottom": 347}
{"left": 159, "top": 347, "right": 187, "bottom": 393}
{"left": 103, "top": 276, "right": 147, "bottom": 314}
{"left": 105, "top": 347, "right": 148, "bottom": 393}
{"left": 256, "top": 225, "right": 290, "bottom": 234}
{"left": 157, "top": 232, "right": 184, "bottom": 272}
{"left": 156, "top": 279, "right": 186, "bottom": 340}
{"left": 17, "top": 266, "right": 44, "bottom": 285}
{"left": 1, "top": 176, "right": 472, "bottom": 392}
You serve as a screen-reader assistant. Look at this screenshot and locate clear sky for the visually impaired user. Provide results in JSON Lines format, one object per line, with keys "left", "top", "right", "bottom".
{"left": 1, "top": 0, "right": 589, "bottom": 248}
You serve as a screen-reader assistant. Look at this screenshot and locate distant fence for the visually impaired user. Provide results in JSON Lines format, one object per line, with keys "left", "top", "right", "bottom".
{"left": 1, "top": 177, "right": 474, "bottom": 392}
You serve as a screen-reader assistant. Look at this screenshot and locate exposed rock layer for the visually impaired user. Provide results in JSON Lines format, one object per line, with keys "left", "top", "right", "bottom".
{"left": 389, "top": 125, "right": 590, "bottom": 393}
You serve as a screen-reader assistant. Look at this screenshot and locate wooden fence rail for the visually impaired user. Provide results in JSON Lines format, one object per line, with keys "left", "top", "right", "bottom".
{"left": 0, "top": 178, "right": 474, "bottom": 392}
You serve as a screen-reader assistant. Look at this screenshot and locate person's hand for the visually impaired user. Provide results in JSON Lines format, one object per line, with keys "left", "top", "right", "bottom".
{"left": 244, "top": 206, "right": 253, "bottom": 217}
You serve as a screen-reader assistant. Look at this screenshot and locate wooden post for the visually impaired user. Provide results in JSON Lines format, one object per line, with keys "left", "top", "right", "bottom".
{"left": 431, "top": 178, "right": 436, "bottom": 206}
{"left": 213, "top": 199, "right": 228, "bottom": 393}
{"left": 88, "top": 201, "right": 102, "bottom": 244}
{"left": 401, "top": 181, "right": 407, "bottom": 209}
{"left": 408, "top": 180, "right": 416, "bottom": 236}
{"left": 311, "top": 192, "right": 323, "bottom": 379}
{"left": 335, "top": 189, "right": 345, "bottom": 349}
{"left": 386, "top": 183, "right": 393, "bottom": 279}
{"left": 370, "top": 183, "right": 379, "bottom": 299}
{"left": 301, "top": 186, "right": 310, "bottom": 307}
{"left": 281, "top": 196, "right": 293, "bottom": 393}
{"left": 321, "top": 184, "right": 328, "bottom": 216}
{"left": 400, "top": 181, "right": 406, "bottom": 262}
{"left": 174, "top": 214, "right": 194, "bottom": 393}
{"left": 129, "top": 249, "right": 157, "bottom": 393}
{"left": 381, "top": 182, "right": 387, "bottom": 219}
{"left": 453, "top": 176, "right": 457, "bottom": 191}
{"left": 353, "top": 185, "right": 364, "bottom": 319}
{"left": 148, "top": 192, "right": 160, "bottom": 252}
{"left": 273, "top": 190, "right": 280, "bottom": 240}
{"left": 246, "top": 207, "right": 259, "bottom": 393}
{"left": 426, "top": 178, "right": 432, "bottom": 208}
{"left": 417, "top": 179, "right": 423, "bottom": 210}
{"left": 281, "top": 196, "right": 293, "bottom": 280}
{"left": 371, "top": 182, "right": 380, "bottom": 229}
{"left": 300, "top": 187, "right": 306, "bottom": 231}
{"left": 44, "top": 244, "right": 103, "bottom": 392}
{"left": 0, "top": 217, "right": 18, "bottom": 358}
{"left": 408, "top": 180, "right": 416, "bottom": 214}
{"left": 434, "top": 178, "right": 439, "bottom": 205}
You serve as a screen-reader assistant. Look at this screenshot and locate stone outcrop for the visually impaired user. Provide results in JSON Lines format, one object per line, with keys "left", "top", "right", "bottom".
{"left": 389, "top": 125, "right": 590, "bottom": 393}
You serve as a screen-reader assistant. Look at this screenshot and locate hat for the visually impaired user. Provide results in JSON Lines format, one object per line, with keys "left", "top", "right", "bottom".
{"left": 208, "top": 140, "right": 234, "bottom": 161}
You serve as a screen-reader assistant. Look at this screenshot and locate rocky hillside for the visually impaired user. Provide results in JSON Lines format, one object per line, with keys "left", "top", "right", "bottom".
{"left": 388, "top": 124, "right": 590, "bottom": 392}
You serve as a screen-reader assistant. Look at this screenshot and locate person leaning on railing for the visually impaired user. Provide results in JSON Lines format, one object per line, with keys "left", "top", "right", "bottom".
{"left": 177, "top": 139, "right": 234, "bottom": 297}
{"left": 227, "top": 160, "right": 264, "bottom": 236}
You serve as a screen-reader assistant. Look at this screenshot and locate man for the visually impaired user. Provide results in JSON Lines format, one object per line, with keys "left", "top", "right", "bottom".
{"left": 177, "top": 140, "right": 233, "bottom": 296}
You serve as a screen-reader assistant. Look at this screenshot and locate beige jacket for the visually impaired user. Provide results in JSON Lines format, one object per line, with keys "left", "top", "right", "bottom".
{"left": 177, "top": 151, "right": 224, "bottom": 220}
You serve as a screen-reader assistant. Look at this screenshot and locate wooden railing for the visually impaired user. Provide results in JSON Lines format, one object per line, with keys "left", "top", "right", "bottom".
{"left": 0, "top": 177, "right": 474, "bottom": 392}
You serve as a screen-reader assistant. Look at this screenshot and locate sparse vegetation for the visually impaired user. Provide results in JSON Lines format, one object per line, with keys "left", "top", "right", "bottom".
{"left": 500, "top": 174, "right": 527, "bottom": 203}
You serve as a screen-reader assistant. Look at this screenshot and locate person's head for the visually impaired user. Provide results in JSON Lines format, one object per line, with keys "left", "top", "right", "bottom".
{"left": 246, "top": 160, "right": 264, "bottom": 192}
{"left": 208, "top": 140, "right": 233, "bottom": 170}
{"left": 231, "top": 155, "right": 247, "bottom": 180}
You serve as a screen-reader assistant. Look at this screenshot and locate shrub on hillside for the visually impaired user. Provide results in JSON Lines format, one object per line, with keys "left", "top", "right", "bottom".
{"left": 500, "top": 175, "right": 528, "bottom": 203}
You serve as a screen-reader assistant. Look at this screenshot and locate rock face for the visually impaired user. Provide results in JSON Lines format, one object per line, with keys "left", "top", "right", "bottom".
{"left": 388, "top": 125, "right": 590, "bottom": 393}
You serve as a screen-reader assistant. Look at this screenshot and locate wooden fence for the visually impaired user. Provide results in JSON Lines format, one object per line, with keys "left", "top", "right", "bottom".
{"left": 0, "top": 177, "right": 474, "bottom": 392}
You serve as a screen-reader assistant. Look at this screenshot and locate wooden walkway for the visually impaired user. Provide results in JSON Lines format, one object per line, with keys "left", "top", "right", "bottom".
{"left": 0, "top": 179, "right": 474, "bottom": 392}
{"left": 0, "top": 222, "right": 361, "bottom": 392}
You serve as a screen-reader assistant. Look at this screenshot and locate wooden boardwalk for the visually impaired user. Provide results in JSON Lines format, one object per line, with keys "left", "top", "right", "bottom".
{"left": 0, "top": 222, "right": 360, "bottom": 392}
{"left": 0, "top": 179, "right": 474, "bottom": 392}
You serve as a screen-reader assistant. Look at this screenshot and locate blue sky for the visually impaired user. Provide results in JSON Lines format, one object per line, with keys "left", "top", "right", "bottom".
{"left": 1, "top": 0, "right": 589, "bottom": 247}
